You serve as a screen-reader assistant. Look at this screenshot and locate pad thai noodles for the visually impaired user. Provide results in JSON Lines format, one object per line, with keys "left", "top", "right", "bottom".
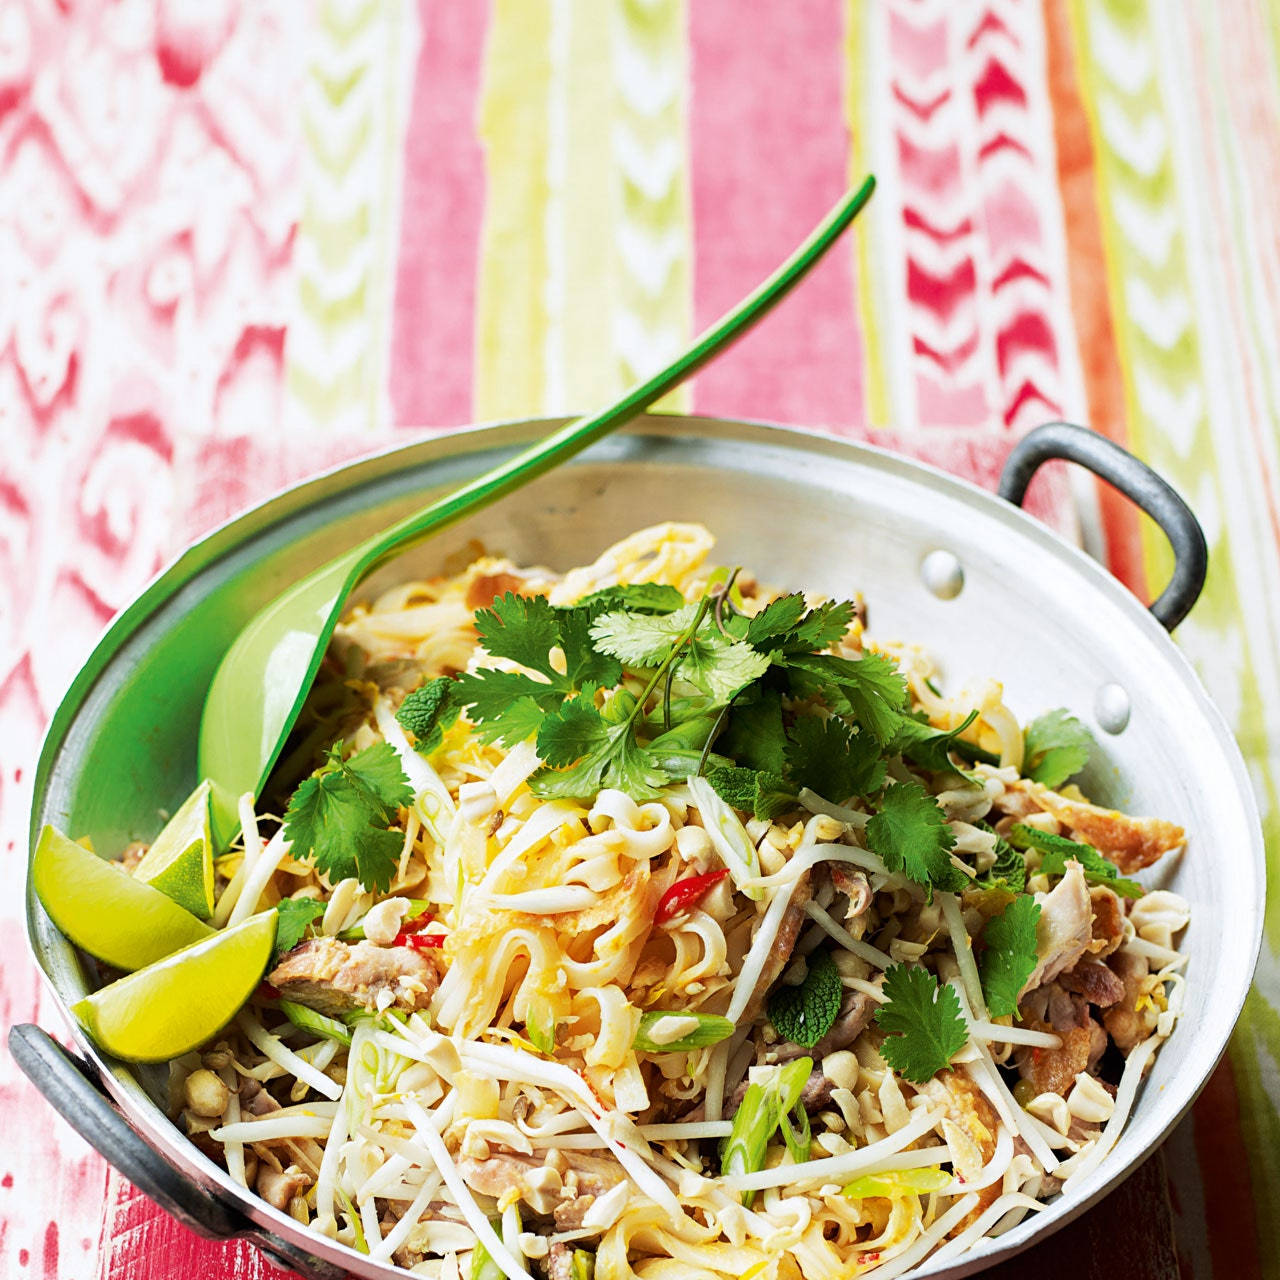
{"left": 139, "top": 525, "right": 1188, "bottom": 1277}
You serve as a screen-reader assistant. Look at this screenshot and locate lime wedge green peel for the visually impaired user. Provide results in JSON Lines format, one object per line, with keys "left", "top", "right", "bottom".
{"left": 32, "top": 825, "right": 212, "bottom": 971}
{"left": 72, "top": 912, "right": 277, "bottom": 1062}
{"left": 130, "top": 780, "right": 215, "bottom": 919}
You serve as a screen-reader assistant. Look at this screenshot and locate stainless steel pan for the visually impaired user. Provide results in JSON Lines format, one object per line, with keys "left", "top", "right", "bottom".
{"left": 11, "top": 416, "right": 1263, "bottom": 1279}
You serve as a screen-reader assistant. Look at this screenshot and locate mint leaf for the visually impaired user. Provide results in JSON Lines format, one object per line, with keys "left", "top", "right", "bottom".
{"left": 866, "top": 782, "right": 966, "bottom": 895}
{"left": 768, "top": 949, "right": 843, "bottom": 1048}
{"left": 1009, "top": 824, "right": 1143, "bottom": 898}
{"left": 707, "top": 766, "right": 797, "bottom": 821}
{"left": 874, "top": 964, "right": 968, "bottom": 1083}
{"left": 395, "top": 677, "right": 461, "bottom": 754}
{"left": 979, "top": 896, "right": 1042, "bottom": 1017}
{"left": 284, "top": 744, "right": 413, "bottom": 893}
{"left": 272, "top": 898, "right": 326, "bottom": 963}
{"left": 786, "top": 713, "right": 885, "bottom": 801}
{"left": 1023, "top": 709, "right": 1095, "bottom": 789}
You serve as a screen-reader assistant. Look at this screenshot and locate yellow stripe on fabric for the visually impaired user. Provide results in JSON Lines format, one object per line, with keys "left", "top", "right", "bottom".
{"left": 286, "top": 0, "right": 417, "bottom": 431}
{"left": 476, "top": 0, "right": 692, "bottom": 421}
{"left": 475, "top": 0, "right": 554, "bottom": 419}
{"left": 843, "top": 0, "right": 889, "bottom": 428}
{"left": 1070, "top": 0, "right": 1280, "bottom": 1267}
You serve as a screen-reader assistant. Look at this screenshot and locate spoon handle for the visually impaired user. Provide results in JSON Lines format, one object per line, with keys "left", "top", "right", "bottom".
{"left": 360, "top": 175, "right": 876, "bottom": 576}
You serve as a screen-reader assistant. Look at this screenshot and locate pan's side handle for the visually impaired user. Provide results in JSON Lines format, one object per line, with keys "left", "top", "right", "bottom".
{"left": 8, "top": 1025, "right": 348, "bottom": 1280}
{"left": 998, "top": 421, "right": 1208, "bottom": 631}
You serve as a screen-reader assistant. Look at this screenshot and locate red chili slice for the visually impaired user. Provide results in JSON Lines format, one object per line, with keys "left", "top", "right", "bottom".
{"left": 654, "top": 869, "right": 730, "bottom": 924}
{"left": 400, "top": 932, "right": 445, "bottom": 950}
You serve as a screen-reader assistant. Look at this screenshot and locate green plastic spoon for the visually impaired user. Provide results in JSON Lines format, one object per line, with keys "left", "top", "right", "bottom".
{"left": 198, "top": 175, "right": 877, "bottom": 839}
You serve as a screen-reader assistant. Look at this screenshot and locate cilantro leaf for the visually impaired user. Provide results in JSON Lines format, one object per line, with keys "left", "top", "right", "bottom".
{"left": 272, "top": 898, "right": 326, "bottom": 963}
{"left": 591, "top": 604, "right": 768, "bottom": 702}
{"left": 577, "top": 583, "right": 685, "bottom": 615}
{"left": 979, "top": 896, "right": 1042, "bottom": 1017}
{"left": 745, "top": 594, "right": 808, "bottom": 648}
{"left": 395, "top": 677, "right": 461, "bottom": 754}
{"left": 457, "top": 594, "right": 621, "bottom": 743}
{"left": 681, "top": 632, "right": 771, "bottom": 703}
{"left": 590, "top": 603, "right": 702, "bottom": 666}
{"left": 785, "top": 714, "right": 885, "bottom": 802}
{"left": 768, "top": 949, "right": 843, "bottom": 1048}
{"left": 746, "top": 595, "right": 856, "bottom": 655}
{"left": 866, "top": 782, "right": 967, "bottom": 895}
{"left": 785, "top": 651, "right": 908, "bottom": 744}
{"left": 474, "top": 592, "right": 563, "bottom": 678}
{"left": 530, "top": 696, "right": 672, "bottom": 801}
{"left": 707, "top": 766, "right": 797, "bottom": 821}
{"left": 720, "top": 688, "right": 789, "bottom": 774}
{"left": 1009, "top": 824, "right": 1143, "bottom": 898}
{"left": 974, "top": 824, "right": 1026, "bottom": 894}
{"left": 891, "top": 709, "right": 981, "bottom": 777}
{"left": 874, "top": 964, "right": 968, "bottom": 1083}
{"left": 1023, "top": 709, "right": 1096, "bottom": 789}
{"left": 451, "top": 670, "right": 551, "bottom": 745}
{"left": 284, "top": 744, "right": 413, "bottom": 893}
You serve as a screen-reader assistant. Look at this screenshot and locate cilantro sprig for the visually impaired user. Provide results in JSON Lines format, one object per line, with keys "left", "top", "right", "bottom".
{"left": 874, "top": 964, "right": 968, "bottom": 1083}
{"left": 1022, "top": 709, "right": 1097, "bottom": 789}
{"left": 866, "top": 782, "right": 966, "bottom": 896}
{"left": 283, "top": 743, "right": 413, "bottom": 893}
{"left": 978, "top": 896, "right": 1042, "bottom": 1017}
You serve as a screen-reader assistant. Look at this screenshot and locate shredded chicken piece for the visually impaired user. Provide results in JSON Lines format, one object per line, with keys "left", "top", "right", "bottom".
{"left": 742, "top": 872, "right": 814, "bottom": 1023}
{"left": 831, "top": 867, "right": 873, "bottom": 920}
{"left": 257, "top": 1163, "right": 311, "bottom": 1211}
{"left": 1022, "top": 862, "right": 1092, "bottom": 994}
{"left": 1059, "top": 956, "right": 1125, "bottom": 1007}
{"left": 458, "top": 1149, "right": 624, "bottom": 1229}
{"left": 267, "top": 937, "right": 440, "bottom": 1016}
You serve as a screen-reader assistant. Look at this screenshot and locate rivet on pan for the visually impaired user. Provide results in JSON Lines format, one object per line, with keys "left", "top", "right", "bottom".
{"left": 920, "top": 550, "right": 964, "bottom": 600}
{"left": 1095, "top": 683, "right": 1131, "bottom": 734}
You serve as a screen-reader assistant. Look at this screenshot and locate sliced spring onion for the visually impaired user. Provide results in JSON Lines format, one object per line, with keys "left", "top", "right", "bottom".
{"left": 572, "top": 1250, "right": 595, "bottom": 1280}
{"left": 279, "top": 999, "right": 353, "bottom": 1047}
{"left": 525, "top": 997, "right": 558, "bottom": 1055}
{"left": 779, "top": 1100, "right": 811, "bottom": 1165}
{"left": 842, "top": 1166, "right": 951, "bottom": 1200}
{"left": 720, "top": 1056, "right": 813, "bottom": 1206}
{"left": 686, "top": 775, "right": 762, "bottom": 900}
{"left": 634, "top": 1011, "right": 735, "bottom": 1054}
{"left": 470, "top": 1216, "right": 507, "bottom": 1280}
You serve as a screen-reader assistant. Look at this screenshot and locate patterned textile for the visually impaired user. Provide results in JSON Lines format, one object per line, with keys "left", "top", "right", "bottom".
{"left": 1, "top": 1, "right": 1276, "bottom": 1276}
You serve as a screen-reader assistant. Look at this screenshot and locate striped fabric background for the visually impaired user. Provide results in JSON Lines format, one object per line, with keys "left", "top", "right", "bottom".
{"left": 1, "top": 1, "right": 1277, "bottom": 1276}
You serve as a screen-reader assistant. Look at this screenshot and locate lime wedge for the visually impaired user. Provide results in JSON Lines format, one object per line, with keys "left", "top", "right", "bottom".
{"left": 32, "top": 825, "right": 213, "bottom": 971}
{"left": 131, "top": 780, "right": 215, "bottom": 919}
{"left": 72, "top": 912, "right": 277, "bottom": 1062}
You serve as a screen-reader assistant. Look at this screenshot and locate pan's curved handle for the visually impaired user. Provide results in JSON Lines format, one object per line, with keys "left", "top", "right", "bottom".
{"left": 998, "top": 421, "right": 1208, "bottom": 631}
{"left": 8, "top": 1025, "right": 349, "bottom": 1280}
